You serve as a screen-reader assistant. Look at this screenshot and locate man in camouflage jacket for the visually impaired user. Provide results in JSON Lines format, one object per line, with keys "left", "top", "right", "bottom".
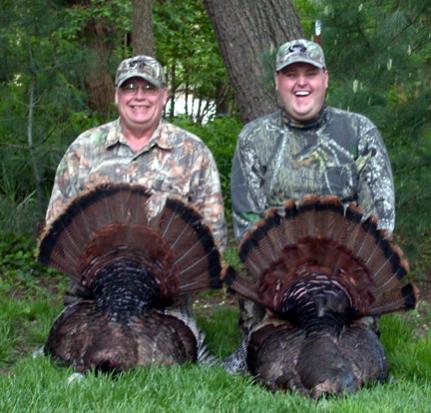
{"left": 226, "top": 39, "right": 395, "bottom": 372}
{"left": 47, "top": 55, "right": 226, "bottom": 249}
{"left": 46, "top": 55, "right": 227, "bottom": 311}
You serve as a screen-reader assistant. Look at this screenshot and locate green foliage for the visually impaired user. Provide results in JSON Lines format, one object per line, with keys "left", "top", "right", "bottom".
{"left": 0, "top": 2, "right": 430, "bottom": 410}
{"left": 316, "top": 0, "right": 431, "bottom": 277}
{"left": 380, "top": 313, "right": 431, "bottom": 380}
{"left": 390, "top": 132, "right": 431, "bottom": 266}
{"left": 196, "top": 306, "right": 240, "bottom": 358}
{"left": 0, "top": 273, "right": 430, "bottom": 412}
{"left": 0, "top": 298, "right": 57, "bottom": 369}
{"left": 154, "top": 0, "right": 235, "bottom": 121}
{"left": 0, "top": 165, "right": 39, "bottom": 234}
{"left": 0, "top": 0, "right": 99, "bottom": 229}
{"left": 0, "top": 234, "right": 64, "bottom": 294}
{"left": 0, "top": 0, "right": 236, "bottom": 235}
{"left": 0, "top": 234, "right": 65, "bottom": 368}
{"left": 0, "top": 233, "right": 429, "bottom": 411}
{"left": 293, "top": 0, "right": 321, "bottom": 38}
{"left": 321, "top": 0, "right": 431, "bottom": 134}
{"left": 173, "top": 116, "right": 243, "bottom": 215}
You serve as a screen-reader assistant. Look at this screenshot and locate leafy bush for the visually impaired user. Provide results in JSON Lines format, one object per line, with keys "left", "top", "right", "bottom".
{"left": 390, "top": 130, "right": 431, "bottom": 281}
{"left": 173, "top": 116, "right": 243, "bottom": 215}
{"left": 0, "top": 233, "right": 64, "bottom": 295}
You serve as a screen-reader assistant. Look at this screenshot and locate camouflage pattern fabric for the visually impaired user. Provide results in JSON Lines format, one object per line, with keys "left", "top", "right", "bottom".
{"left": 231, "top": 105, "right": 395, "bottom": 240}
{"left": 225, "top": 105, "right": 395, "bottom": 373}
{"left": 115, "top": 55, "right": 166, "bottom": 88}
{"left": 276, "top": 39, "right": 326, "bottom": 71}
{"left": 46, "top": 118, "right": 227, "bottom": 252}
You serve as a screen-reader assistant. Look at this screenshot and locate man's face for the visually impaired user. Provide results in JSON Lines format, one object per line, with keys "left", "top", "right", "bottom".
{"left": 275, "top": 62, "right": 328, "bottom": 122}
{"left": 115, "top": 77, "right": 168, "bottom": 135}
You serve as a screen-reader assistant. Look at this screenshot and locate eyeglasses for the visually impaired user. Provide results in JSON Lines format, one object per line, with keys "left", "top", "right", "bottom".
{"left": 119, "top": 80, "right": 160, "bottom": 96}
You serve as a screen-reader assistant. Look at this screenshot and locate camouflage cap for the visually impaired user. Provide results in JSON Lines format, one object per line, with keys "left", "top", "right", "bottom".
{"left": 276, "top": 39, "right": 326, "bottom": 71}
{"left": 115, "top": 55, "right": 166, "bottom": 88}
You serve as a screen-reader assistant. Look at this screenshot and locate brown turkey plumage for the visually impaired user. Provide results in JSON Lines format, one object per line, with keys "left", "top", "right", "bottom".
{"left": 39, "top": 183, "right": 225, "bottom": 373}
{"left": 223, "top": 195, "right": 418, "bottom": 397}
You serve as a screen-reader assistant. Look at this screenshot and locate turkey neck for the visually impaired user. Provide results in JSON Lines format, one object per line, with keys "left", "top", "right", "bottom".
{"left": 279, "top": 273, "right": 354, "bottom": 336}
{"left": 91, "top": 259, "right": 161, "bottom": 322}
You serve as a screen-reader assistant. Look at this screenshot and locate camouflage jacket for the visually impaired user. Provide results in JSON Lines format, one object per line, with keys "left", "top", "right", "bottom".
{"left": 46, "top": 118, "right": 227, "bottom": 251}
{"left": 231, "top": 106, "right": 395, "bottom": 239}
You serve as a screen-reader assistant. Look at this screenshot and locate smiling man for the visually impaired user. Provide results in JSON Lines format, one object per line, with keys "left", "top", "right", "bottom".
{"left": 231, "top": 39, "right": 394, "bottom": 238}
{"left": 46, "top": 55, "right": 227, "bottom": 309}
{"left": 226, "top": 39, "right": 395, "bottom": 373}
{"left": 47, "top": 55, "right": 226, "bottom": 248}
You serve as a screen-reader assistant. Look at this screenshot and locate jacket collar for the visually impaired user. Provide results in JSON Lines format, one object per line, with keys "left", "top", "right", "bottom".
{"left": 105, "top": 118, "right": 173, "bottom": 151}
{"left": 282, "top": 104, "right": 329, "bottom": 129}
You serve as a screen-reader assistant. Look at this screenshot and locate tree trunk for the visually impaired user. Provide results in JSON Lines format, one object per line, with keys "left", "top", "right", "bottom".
{"left": 184, "top": 81, "right": 190, "bottom": 117}
{"left": 214, "top": 81, "right": 232, "bottom": 116}
{"left": 168, "top": 63, "right": 177, "bottom": 119}
{"left": 132, "top": 0, "right": 155, "bottom": 56}
{"left": 83, "top": 19, "right": 116, "bottom": 116}
{"left": 27, "top": 45, "right": 45, "bottom": 214}
{"left": 203, "top": 0, "right": 303, "bottom": 122}
{"left": 64, "top": 1, "right": 115, "bottom": 116}
{"left": 196, "top": 97, "right": 203, "bottom": 123}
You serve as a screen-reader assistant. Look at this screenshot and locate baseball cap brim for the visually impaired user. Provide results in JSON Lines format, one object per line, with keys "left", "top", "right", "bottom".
{"left": 276, "top": 56, "right": 325, "bottom": 72}
{"left": 116, "top": 72, "right": 163, "bottom": 89}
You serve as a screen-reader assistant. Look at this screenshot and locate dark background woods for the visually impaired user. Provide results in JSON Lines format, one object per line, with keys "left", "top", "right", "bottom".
{"left": 0, "top": 0, "right": 430, "bottom": 291}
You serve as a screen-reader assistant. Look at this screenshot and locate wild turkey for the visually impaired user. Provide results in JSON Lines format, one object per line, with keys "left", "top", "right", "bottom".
{"left": 38, "top": 183, "right": 224, "bottom": 373}
{"left": 223, "top": 195, "right": 418, "bottom": 397}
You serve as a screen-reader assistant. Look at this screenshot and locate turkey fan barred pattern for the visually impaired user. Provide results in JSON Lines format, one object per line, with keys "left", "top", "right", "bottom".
{"left": 223, "top": 195, "right": 418, "bottom": 397}
{"left": 38, "top": 183, "right": 225, "bottom": 373}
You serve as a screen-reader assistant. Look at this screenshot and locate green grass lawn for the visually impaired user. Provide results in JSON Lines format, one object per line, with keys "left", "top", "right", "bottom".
{"left": 0, "top": 270, "right": 430, "bottom": 412}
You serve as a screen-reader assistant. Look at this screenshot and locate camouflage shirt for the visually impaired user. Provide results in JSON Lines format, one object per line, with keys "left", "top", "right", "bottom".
{"left": 46, "top": 118, "right": 227, "bottom": 251}
{"left": 231, "top": 106, "right": 395, "bottom": 239}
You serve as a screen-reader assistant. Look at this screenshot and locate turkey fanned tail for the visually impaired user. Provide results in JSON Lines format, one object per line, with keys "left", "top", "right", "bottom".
{"left": 39, "top": 183, "right": 227, "bottom": 372}
{"left": 224, "top": 195, "right": 418, "bottom": 397}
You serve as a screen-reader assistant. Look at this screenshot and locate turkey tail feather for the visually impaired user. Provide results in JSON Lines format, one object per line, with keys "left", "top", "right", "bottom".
{"left": 228, "top": 196, "right": 418, "bottom": 319}
{"left": 38, "top": 183, "right": 224, "bottom": 299}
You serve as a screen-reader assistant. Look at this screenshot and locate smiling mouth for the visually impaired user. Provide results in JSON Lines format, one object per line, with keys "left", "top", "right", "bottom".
{"left": 130, "top": 105, "right": 148, "bottom": 109}
{"left": 294, "top": 91, "right": 310, "bottom": 97}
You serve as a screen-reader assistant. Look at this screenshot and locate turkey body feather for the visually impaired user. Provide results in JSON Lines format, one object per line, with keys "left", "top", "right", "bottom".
{"left": 39, "top": 183, "right": 225, "bottom": 373}
{"left": 224, "top": 195, "right": 418, "bottom": 397}
{"left": 44, "top": 301, "right": 198, "bottom": 373}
